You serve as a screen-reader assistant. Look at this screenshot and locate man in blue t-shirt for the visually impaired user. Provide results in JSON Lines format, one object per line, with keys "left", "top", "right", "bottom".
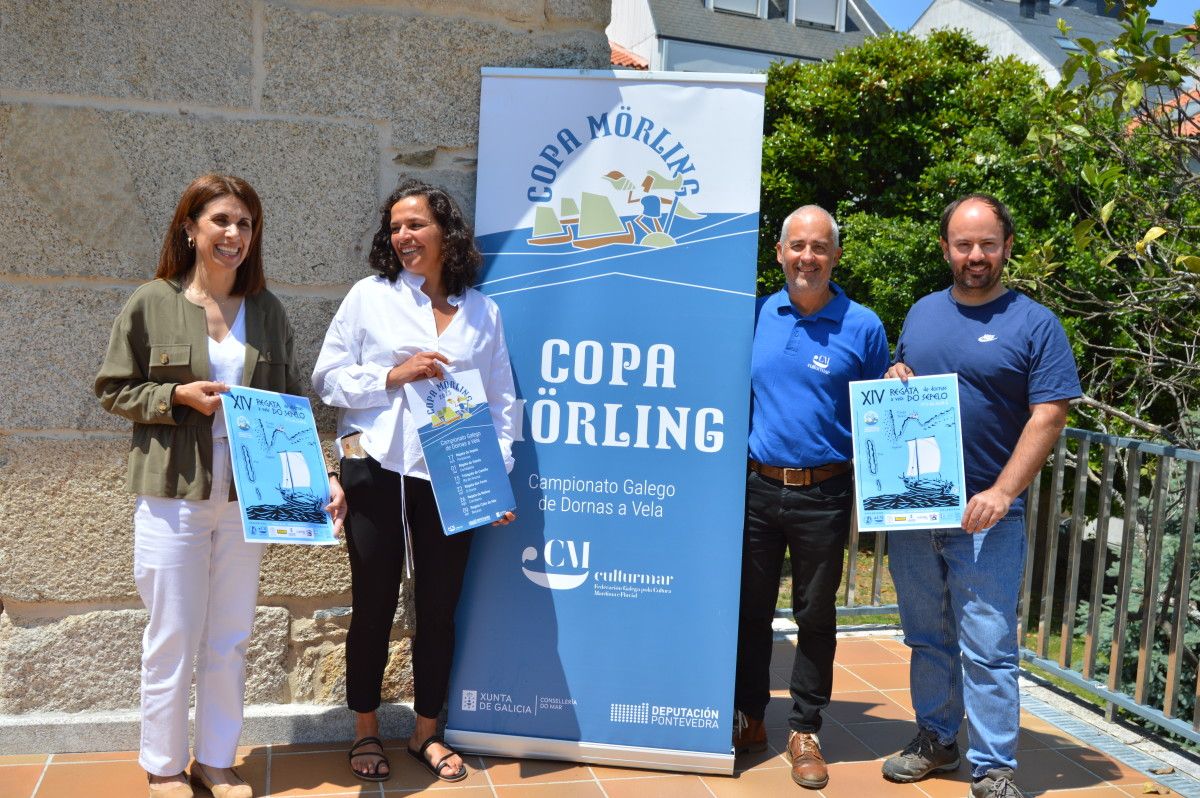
{"left": 734, "top": 205, "right": 889, "bottom": 790}
{"left": 881, "top": 194, "right": 1080, "bottom": 798}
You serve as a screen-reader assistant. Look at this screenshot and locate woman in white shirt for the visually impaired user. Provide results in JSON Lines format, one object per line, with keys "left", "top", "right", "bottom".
{"left": 312, "top": 179, "right": 517, "bottom": 783}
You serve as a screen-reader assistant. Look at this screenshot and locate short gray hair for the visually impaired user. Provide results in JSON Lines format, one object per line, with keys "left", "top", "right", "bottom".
{"left": 778, "top": 205, "right": 840, "bottom": 248}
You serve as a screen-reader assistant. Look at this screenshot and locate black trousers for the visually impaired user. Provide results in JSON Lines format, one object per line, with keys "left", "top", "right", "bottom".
{"left": 734, "top": 469, "right": 852, "bottom": 733}
{"left": 341, "top": 456, "right": 474, "bottom": 718}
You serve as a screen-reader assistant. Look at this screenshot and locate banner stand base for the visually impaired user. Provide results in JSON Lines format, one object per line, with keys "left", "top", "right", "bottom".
{"left": 445, "top": 728, "right": 735, "bottom": 775}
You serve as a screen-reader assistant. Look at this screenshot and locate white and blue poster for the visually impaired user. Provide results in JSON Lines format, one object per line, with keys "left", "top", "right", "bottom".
{"left": 402, "top": 369, "right": 516, "bottom": 534}
{"left": 219, "top": 386, "right": 337, "bottom": 545}
{"left": 445, "top": 69, "right": 765, "bottom": 774}
{"left": 849, "top": 374, "right": 968, "bottom": 532}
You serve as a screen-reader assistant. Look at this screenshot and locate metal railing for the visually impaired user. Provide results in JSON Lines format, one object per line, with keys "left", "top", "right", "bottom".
{"left": 1020, "top": 427, "right": 1199, "bottom": 745}
{"left": 807, "top": 427, "right": 1199, "bottom": 745}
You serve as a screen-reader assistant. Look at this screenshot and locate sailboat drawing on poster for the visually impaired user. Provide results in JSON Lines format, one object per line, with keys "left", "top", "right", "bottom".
{"left": 242, "top": 448, "right": 327, "bottom": 524}
{"left": 902, "top": 436, "right": 955, "bottom": 499}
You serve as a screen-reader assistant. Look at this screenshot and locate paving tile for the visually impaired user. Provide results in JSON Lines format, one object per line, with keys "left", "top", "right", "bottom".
{"left": 841, "top": 720, "right": 921, "bottom": 758}
{"left": 1037, "top": 788, "right": 1131, "bottom": 797}
{"left": 376, "top": 743, "right": 488, "bottom": 791}
{"left": 0, "top": 764, "right": 43, "bottom": 798}
{"left": 881, "top": 688, "right": 915, "bottom": 713}
{"left": 238, "top": 745, "right": 271, "bottom": 758}
{"left": 826, "top": 691, "right": 915, "bottom": 725}
{"left": 823, "top": 759, "right": 929, "bottom": 796}
{"left": 479, "top": 756, "right": 595, "bottom": 785}
{"left": 274, "top": 741, "right": 360, "bottom": 755}
{"left": 493, "top": 782, "right": 606, "bottom": 797}
{"left": 268, "top": 749, "right": 383, "bottom": 795}
{"left": 1115, "top": 783, "right": 1177, "bottom": 797}
{"left": 600, "top": 773, "right": 715, "bottom": 797}
{"left": 735, "top": 735, "right": 789, "bottom": 773}
{"left": 1021, "top": 724, "right": 1087, "bottom": 750}
{"left": 850, "top": 662, "right": 912, "bottom": 690}
{"left": 902, "top": 767, "right": 974, "bottom": 798}
{"left": 701, "top": 766, "right": 804, "bottom": 796}
{"left": 390, "top": 790, "right": 491, "bottom": 797}
{"left": 0, "top": 755, "right": 48, "bottom": 766}
{"left": 1015, "top": 748, "right": 1113, "bottom": 792}
{"left": 835, "top": 640, "right": 908, "bottom": 665}
{"left": 1051, "top": 747, "right": 1148, "bottom": 786}
{"left": 590, "top": 764, "right": 697, "bottom": 779}
{"left": 33, "top": 760, "right": 149, "bottom": 798}
{"left": 53, "top": 750, "right": 139, "bottom": 763}
{"left": 832, "top": 664, "right": 872, "bottom": 692}
{"left": 876, "top": 638, "right": 912, "bottom": 656}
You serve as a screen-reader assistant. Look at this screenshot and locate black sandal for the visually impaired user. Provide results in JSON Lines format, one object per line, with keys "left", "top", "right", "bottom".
{"left": 347, "top": 735, "right": 390, "bottom": 782}
{"left": 407, "top": 734, "right": 468, "bottom": 782}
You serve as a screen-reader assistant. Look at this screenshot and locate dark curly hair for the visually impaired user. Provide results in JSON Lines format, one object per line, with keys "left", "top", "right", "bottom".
{"left": 368, "top": 179, "right": 482, "bottom": 296}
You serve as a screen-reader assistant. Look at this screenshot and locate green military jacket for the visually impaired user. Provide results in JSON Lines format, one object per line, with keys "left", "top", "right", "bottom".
{"left": 95, "top": 278, "right": 304, "bottom": 500}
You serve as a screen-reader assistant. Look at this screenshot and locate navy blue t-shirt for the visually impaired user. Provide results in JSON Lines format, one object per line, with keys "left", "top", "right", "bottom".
{"left": 895, "top": 288, "right": 1081, "bottom": 512}
{"left": 749, "top": 284, "right": 890, "bottom": 468}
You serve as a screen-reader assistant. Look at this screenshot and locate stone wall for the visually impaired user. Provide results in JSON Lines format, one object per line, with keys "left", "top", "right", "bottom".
{"left": 0, "top": 0, "right": 608, "bottom": 720}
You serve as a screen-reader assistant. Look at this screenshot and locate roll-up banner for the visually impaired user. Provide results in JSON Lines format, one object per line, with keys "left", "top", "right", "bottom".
{"left": 446, "top": 68, "right": 765, "bottom": 775}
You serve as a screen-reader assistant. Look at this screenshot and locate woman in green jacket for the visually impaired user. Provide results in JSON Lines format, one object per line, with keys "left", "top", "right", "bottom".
{"left": 95, "top": 174, "right": 345, "bottom": 798}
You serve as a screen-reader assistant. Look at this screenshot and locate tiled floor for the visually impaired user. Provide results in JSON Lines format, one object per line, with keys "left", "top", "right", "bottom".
{"left": 2, "top": 636, "right": 1188, "bottom": 797}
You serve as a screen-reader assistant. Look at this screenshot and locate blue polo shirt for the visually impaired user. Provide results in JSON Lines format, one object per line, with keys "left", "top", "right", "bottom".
{"left": 749, "top": 284, "right": 890, "bottom": 468}
{"left": 895, "top": 288, "right": 1081, "bottom": 512}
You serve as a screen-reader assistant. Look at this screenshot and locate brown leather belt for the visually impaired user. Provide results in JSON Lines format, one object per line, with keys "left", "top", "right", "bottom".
{"left": 748, "top": 458, "right": 851, "bottom": 487}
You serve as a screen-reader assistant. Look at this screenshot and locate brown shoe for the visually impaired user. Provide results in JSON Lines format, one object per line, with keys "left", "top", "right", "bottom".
{"left": 732, "top": 710, "right": 768, "bottom": 754}
{"left": 787, "top": 731, "right": 828, "bottom": 789}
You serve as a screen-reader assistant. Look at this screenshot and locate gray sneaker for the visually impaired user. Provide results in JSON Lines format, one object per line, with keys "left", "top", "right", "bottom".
{"left": 970, "top": 768, "right": 1024, "bottom": 798}
{"left": 881, "top": 727, "right": 961, "bottom": 782}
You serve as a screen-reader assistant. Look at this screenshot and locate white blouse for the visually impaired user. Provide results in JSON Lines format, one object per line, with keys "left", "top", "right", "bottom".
{"left": 311, "top": 271, "right": 517, "bottom": 480}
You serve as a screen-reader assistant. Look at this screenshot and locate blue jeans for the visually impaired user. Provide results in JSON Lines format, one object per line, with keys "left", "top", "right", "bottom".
{"left": 887, "top": 514, "right": 1025, "bottom": 778}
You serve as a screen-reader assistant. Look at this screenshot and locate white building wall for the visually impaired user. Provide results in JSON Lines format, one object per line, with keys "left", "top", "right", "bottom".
{"left": 607, "top": 0, "right": 661, "bottom": 67}
{"left": 911, "top": 0, "right": 1061, "bottom": 84}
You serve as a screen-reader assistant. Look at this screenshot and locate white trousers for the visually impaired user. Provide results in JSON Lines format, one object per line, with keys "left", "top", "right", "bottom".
{"left": 133, "top": 438, "right": 263, "bottom": 776}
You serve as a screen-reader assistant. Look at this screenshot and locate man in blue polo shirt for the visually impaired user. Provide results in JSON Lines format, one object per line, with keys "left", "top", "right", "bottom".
{"left": 881, "top": 194, "right": 1080, "bottom": 798}
{"left": 733, "top": 205, "right": 889, "bottom": 789}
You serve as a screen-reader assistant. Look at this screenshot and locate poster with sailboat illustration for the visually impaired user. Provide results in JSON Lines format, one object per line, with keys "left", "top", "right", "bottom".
{"left": 403, "top": 368, "right": 516, "bottom": 535}
{"left": 849, "top": 374, "right": 967, "bottom": 532}
{"left": 220, "top": 386, "right": 337, "bottom": 545}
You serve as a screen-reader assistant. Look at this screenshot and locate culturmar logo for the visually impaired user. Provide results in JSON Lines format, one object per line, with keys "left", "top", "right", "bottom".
{"left": 524, "top": 106, "right": 704, "bottom": 252}
{"left": 807, "top": 353, "right": 831, "bottom": 374}
{"left": 521, "top": 539, "right": 591, "bottom": 590}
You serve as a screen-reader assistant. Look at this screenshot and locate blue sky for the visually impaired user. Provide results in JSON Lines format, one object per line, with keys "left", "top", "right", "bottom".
{"left": 870, "top": 0, "right": 1198, "bottom": 32}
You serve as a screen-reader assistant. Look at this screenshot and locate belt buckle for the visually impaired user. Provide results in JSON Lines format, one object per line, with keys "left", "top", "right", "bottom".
{"left": 783, "top": 467, "right": 812, "bottom": 487}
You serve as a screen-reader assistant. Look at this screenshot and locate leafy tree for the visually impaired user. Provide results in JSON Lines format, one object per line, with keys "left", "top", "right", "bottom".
{"left": 1027, "top": 2, "right": 1200, "bottom": 447}
{"left": 759, "top": 29, "right": 1071, "bottom": 338}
